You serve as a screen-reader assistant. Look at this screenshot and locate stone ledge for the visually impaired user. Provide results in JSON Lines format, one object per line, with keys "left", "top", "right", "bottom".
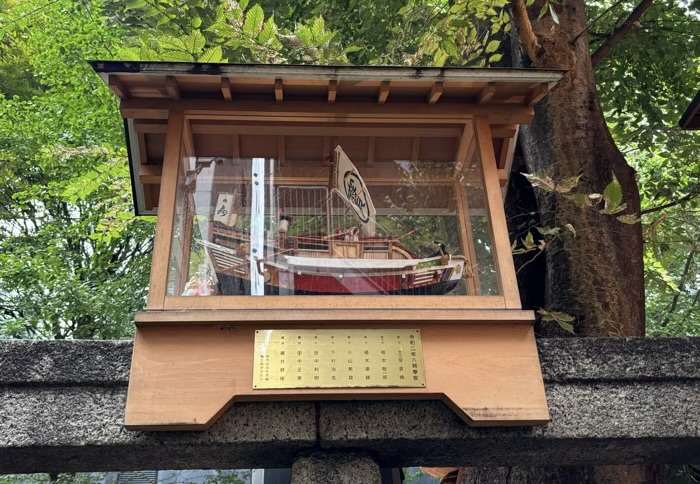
{"left": 1, "top": 337, "right": 699, "bottom": 473}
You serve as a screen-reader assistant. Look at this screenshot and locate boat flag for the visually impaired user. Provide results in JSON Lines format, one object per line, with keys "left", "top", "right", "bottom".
{"left": 333, "top": 146, "right": 376, "bottom": 235}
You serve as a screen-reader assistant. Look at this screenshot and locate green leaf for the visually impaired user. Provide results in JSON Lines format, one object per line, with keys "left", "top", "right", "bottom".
{"left": 485, "top": 40, "right": 500, "bottom": 53}
{"left": 603, "top": 174, "right": 623, "bottom": 213}
{"left": 523, "top": 172, "right": 556, "bottom": 192}
{"left": 191, "top": 16, "right": 202, "bottom": 29}
{"left": 125, "top": 0, "right": 147, "bottom": 10}
{"left": 243, "top": 4, "right": 264, "bottom": 38}
{"left": 312, "top": 17, "right": 325, "bottom": 39}
{"left": 617, "top": 214, "right": 641, "bottom": 224}
{"left": 198, "top": 45, "right": 222, "bottom": 63}
{"left": 239, "top": 0, "right": 250, "bottom": 10}
{"left": 258, "top": 17, "right": 276, "bottom": 45}
{"left": 489, "top": 54, "right": 503, "bottom": 63}
{"left": 183, "top": 31, "right": 206, "bottom": 55}
{"left": 549, "top": 4, "right": 560, "bottom": 24}
{"left": 555, "top": 175, "right": 581, "bottom": 193}
{"left": 538, "top": 309, "right": 576, "bottom": 334}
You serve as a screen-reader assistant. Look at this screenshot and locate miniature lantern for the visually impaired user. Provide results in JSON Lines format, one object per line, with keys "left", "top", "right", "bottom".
{"left": 92, "top": 61, "right": 562, "bottom": 430}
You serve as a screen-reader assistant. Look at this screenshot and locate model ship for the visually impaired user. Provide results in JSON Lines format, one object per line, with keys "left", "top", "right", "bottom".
{"left": 193, "top": 147, "right": 468, "bottom": 296}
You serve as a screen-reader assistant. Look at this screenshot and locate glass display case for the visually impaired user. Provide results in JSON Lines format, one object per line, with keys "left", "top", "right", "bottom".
{"left": 167, "top": 138, "right": 500, "bottom": 299}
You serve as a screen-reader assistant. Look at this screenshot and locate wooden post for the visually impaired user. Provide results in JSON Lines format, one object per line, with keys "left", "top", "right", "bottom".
{"left": 474, "top": 117, "right": 521, "bottom": 308}
{"left": 146, "top": 110, "right": 184, "bottom": 309}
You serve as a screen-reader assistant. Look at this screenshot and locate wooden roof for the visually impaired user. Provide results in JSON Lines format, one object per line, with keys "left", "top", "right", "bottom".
{"left": 90, "top": 61, "right": 563, "bottom": 105}
{"left": 90, "top": 61, "right": 563, "bottom": 216}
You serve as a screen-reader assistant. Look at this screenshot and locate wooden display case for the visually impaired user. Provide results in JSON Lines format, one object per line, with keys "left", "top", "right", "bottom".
{"left": 92, "top": 61, "right": 562, "bottom": 430}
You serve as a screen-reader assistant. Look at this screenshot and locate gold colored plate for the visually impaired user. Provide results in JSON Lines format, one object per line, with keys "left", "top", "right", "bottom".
{"left": 253, "top": 329, "right": 426, "bottom": 389}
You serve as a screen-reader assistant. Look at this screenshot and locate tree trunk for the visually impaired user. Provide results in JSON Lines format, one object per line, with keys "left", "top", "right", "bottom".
{"left": 511, "top": 0, "right": 645, "bottom": 337}
{"left": 457, "top": 0, "right": 656, "bottom": 482}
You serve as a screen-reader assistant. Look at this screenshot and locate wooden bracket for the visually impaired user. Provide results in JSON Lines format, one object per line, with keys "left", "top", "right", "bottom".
{"left": 125, "top": 321, "right": 549, "bottom": 431}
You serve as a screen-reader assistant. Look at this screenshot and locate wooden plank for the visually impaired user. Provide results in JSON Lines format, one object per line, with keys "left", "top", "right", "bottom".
{"left": 109, "top": 75, "right": 129, "bottom": 100}
{"left": 377, "top": 81, "right": 390, "bottom": 104}
{"left": 327, "top": 79, "right": 337, "bottom": 104}
{"left": 453, "top": 122, "right": 474, "bottom": 177}
{"left": 139, "top": 165, "right": 162, "bottom": 184}
{"left": 525, "top": 83, "right": 548, "bottom": 106}
{"left": 136, "top": 307, "right": 534, "bottom": 324}
{"left": 367, "top": 137, "right": 375, "bottom": 166}
{"left": 455, "top": 180, "right": 481, "bottom": 296}
{"left": 189, "top": 124, "right": 463, "bottom": 138}
{"left": 323, "top": 136, "right": 331, "bottom": 162}
{"left": 278, "top": 135, "right": 286, "bottom": 166}
{"left": 165, "top": 76, "right": 181, "bottom": 100}
{"left": 163, "top": 294, "right": 507, "bottom": 311}
{"left": 427, "top": 82, "right": 443, "bottom": 104}
{"left": 120, "top": 99, "right": 535, "bottom": 124}
{"left": 474, "top": 117, "right": 521, "bottom": 309}
{"left": 125, "top": 322, "right": 547, "bottom": 430}
{"left": 221, "top": 77, "right": 232, "bottom": 101}
{"left": 133, "top": 121, "right": 168, "bottom": 134}
{"left": 478, "top": 82, "right": 496, "bottom": 104}
{"left": 232, "top": 134, "right": 240, "bottom": 158}
{"left": 275, "top": 78, "right": 284, "bottom": 103}
{"left": 146, "top": 110, "right": 184, "bottom": 310}
{"left": 490, "top": 124, "right": 518, "bottom": 138}
{"left": 411, "top": 137, "right": 421, "bottom": 161}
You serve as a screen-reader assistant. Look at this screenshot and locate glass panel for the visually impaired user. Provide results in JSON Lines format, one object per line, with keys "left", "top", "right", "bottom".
{"left": 167, "top": 132, "right": 500, "bottom": 297}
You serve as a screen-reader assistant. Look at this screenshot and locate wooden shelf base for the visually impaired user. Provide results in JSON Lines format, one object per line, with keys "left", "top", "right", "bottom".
{"left": 125, "top": 322, "right": 549, "bottom": 431}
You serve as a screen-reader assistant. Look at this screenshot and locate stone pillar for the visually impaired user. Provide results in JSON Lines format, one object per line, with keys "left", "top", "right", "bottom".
{"left": 291, "top": 453, "right": 381, "bottom": 484}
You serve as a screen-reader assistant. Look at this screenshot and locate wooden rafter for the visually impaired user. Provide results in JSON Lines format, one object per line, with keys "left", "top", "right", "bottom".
{"left": 275, "top": 78, "right": 284, "bottom": 103}
{"left": 221, "top": 77, "right": 232, "bottom": 101}
{"left": 327, "top": 80, "right": 337, "bottom": 104}
{"left": 478, "top": 83, "right": 496, "bottom": 104}
{"left": 377, "top": 81, "right": 390, "bottom": 104}
{"left": 525, "top": 83, "right": 548, "bottom": 106}
{"left": 108, "top": 75, "right": 129, "bottom": 100}
{"left": 427, "top": 82, "right": 443, "bottom": 104}
{"left": 165, "top": 76, "right": 181, "bottom": 101}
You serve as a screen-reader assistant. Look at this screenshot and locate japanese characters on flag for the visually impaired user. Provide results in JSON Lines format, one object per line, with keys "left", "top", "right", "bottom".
{"left": 213, "top": 192, "right": 238, "bottom": 226}
{"left": 333, "top": 146, "right": 376, "bottom": 235}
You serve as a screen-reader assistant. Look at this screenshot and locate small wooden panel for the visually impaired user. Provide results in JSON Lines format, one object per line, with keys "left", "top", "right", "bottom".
{"left": 327, "top": 80, "right": 337, "bottom": 104}
{"left": 475, "top": 118, "right": 521, "bottom": 309}
{"left": 427, "top": 82, "right": 443, "bottom": 104}
{"left": 125, "top": 322, "right": 548, "bottom": 430}
{"left": 377, "top": 81, "right": 390, "bottom": 104}
{"left": 146, "top": 111, "right": 184, "bottom": 310}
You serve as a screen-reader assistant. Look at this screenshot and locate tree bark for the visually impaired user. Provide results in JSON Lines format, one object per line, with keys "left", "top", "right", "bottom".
{"left": 457, "top": 0, "right": 654, "bottom": 481}
{"left": 511, "top": 0, "right": 645, "bottom": 338}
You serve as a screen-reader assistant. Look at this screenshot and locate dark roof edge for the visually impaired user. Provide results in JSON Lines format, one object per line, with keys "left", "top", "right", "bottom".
{"left": 88, "top": 60, "right": 565, "bottom": 84}
{"left": 680, "top": 89, "right": 700, "bottom": 129}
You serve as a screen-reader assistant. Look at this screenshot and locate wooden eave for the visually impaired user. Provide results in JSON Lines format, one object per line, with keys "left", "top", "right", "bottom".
{"left": 680, "top": 89, "right": 700, "bottom": 130}
{"left": 90, "top": 61, "right": 563, "bottom": 215}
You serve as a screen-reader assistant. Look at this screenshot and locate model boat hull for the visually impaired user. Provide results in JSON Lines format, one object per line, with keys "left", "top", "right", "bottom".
{"left": 217, "top": 272, "right": 462, "bottom": 296}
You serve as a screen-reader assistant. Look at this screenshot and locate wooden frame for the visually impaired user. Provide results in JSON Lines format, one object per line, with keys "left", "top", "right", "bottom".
{"left": 90, "top": 63, "right": 561, "bottom": 431}
{"left": 144, "top": 111, "right": 522, "bottom": 314}
{"left": 126, "top": 323, "right": 549, "bottom": 430}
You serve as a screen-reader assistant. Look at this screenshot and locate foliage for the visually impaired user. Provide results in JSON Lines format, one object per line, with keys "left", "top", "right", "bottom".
{"left": 0, "top": 0, "right": 697, "bottom": 339}
{"left": 589, "top": 0, "right": 700, "bottom": 334}
{"left": 0, "top": 0, "right": 153, "bottom": 339}
{"left": 113, "top": 0, "right": 352, "bottom": 64}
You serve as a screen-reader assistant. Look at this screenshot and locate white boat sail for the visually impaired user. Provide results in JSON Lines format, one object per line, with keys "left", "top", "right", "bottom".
{"left": 331, "top": 146, "right": 376, "bottom": 235}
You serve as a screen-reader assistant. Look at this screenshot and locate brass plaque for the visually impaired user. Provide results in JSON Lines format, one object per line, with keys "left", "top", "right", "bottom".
{"left": 253, "top": 329, "right": 426, "bottom": 389}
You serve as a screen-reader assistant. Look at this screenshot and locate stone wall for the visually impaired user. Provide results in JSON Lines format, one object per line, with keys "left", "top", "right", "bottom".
{"left": 1, "top": 338, "right": 699, "bottom": 474}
